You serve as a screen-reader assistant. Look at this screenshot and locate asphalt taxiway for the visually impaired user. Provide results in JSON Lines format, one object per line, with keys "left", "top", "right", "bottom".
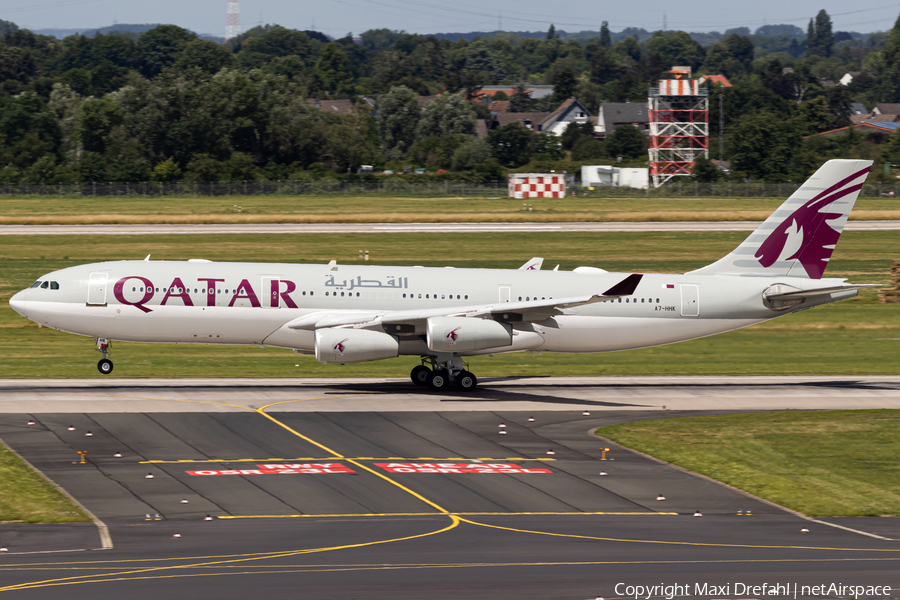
{"left": 1, "top": 378, "right": 898, "bottom": 599}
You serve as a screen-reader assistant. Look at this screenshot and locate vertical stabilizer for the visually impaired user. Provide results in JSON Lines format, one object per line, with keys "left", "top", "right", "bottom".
{"left": 689, "top": 159, "right": 872, "bottom": 279}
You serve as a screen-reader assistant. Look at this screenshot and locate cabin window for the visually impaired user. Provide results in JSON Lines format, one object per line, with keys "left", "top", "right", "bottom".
{"left": 656, "top": 298, "right": 660, "bottom": 303}
{"left": 464, "top": 295, "right": 468, "bottom": 299}
{"left": 641, "top": 298, "right": 645, "bottom": 303}
{"left": 325, "top": 292, "right": 329, "bottom": 296}
{"left": 418, "top": 294, "right": 422, "bottom": 299}
{"left": 132, "top": 287, "right": 136, "bottom": 292}
{"left": 50, "top": 282, "right": 59, "bottom": 290}
{"left": 30, "top": 281, "right": 42, "bottom": 288}
{"left": 625, "top": 298, "right": 629, "bottom": 303}
{"left": 441, "top": 294, "right": 445, "bottom": 299}
{"left": 518, "top": 296, "right": 522, "bottom": 301}
{"left": 426, "top": 294, "right": 430, "bottom": 299}
{"left": 340, "top": 292, "right": 345, "bottom": 297}
{"left": 40, "top": 281, "right": 49, "bottom": 289}
{"left": 403, "top": 294, "right": 407, "bottom": 298}
{"left": 310, "top": 291, "right": 314, "bottom": 296}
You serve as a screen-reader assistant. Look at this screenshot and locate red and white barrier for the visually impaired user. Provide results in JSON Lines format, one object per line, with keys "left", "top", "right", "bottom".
{"left": 508, "top": 174, "right": 566, "bottom": 198}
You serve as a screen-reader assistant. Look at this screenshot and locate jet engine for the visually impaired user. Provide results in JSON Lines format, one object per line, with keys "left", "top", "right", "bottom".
{"left": 426, "top": 317, "right": 512, "bottom": 352}
{"left": 315, "top": 328, "right": 399, "bottom": 364}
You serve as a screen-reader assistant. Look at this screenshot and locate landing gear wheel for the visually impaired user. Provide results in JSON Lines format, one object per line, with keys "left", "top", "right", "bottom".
{"left": 97, "top": 359, "right": 114, "bottom": 375}
{"left": 427, "top": 369, "right": 449, "bottom": 392}
{"left": 410, "top": 365, "right": 431, "bottom": 386}
{"left": 455, "top": 370, "right": 477, "bottom": 392}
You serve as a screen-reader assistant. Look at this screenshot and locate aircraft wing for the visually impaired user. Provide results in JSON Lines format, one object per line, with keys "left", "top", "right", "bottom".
{"left": 287, "top": 274, "right": 643, "bottom": 330}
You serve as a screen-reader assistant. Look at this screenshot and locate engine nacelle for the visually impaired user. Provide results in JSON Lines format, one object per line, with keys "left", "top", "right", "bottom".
{"left": 315, "top": 328, "right": 399, "bottom": 364}
{"left": 427, "top": 317, "right": 512, "bottom": 352}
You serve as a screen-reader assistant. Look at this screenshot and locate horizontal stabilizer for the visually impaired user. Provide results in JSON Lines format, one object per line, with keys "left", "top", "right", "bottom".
{"left": 765, "top": 284, "right": 882, "bottom": 300}
{"left": 519, "top": 257, "right": 544, "bottom": 271}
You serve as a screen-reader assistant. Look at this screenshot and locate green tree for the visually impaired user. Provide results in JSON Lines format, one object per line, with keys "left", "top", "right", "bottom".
{"left": 152, "top": 157, "right": 182, "bottom": 181}
{"left": 451, "top": 137, "right": 491, "bottom": 171}
{"left": 78, "top": 97, "right": 123, "bottom": 154}
{"left": 590, "top": 49, "right": 624, "bottom": 86}
{"left": 222, "top": 152, "right": 260, "bottom": 180}
{"left": 599, "top": 22, "right": 612, "bottom": 48}
{"left": 873, "top": 14, "right": 900, "bottom": 102}
{"left": 606, "top": 124, "right": 645, "bottom": 159}
{"left": 487, "top": 123, "right": 535, "bottom": 167}
{"left": 0, "top": 92, "right": 61, "bottom": 169}
{"left": 184, "top": 153, "right": 225, "bottom": 182}
{"left": 728, "top": 111, "right": 802, "bottom": 180}
{"left": 416, "top": 93, "right": 476, "bottom": 139}
{"left": 237, "top": 27, "right": 319, "bottom": 69}
{"left": 550, "top": 62, "right": 579, "bottom": 103}
{"left": 0, "top": 19, "right": 18, "bottom": 36}
{"left": 805, "top": 10, "right": 834, "bottom": 58}
{"left": 571, "top": 135, "right": 605, "bottom": 160}
{"left": 324, "top": 110, "right": 382, "bottom": 173}
{"left": 560, "top": 121, "right": 594, "bottom": 150}
{"left": 173, "top": 39, "right": 235, "bottom": 74}
{"left": 315, "top": 43, "right": 352, "bottom": 94}
{"left": 690, "top": 155, "right": 722, "bottom": 182}
{"left": 360, "top": 29, "right": 403, "bottom": 52}
{"left": 615, "top": 38, "right": 641, "bottom": 62}
{"left": 508, "top": 83, "right": 532, "bottom": 113}
{"left": 532, "top": 133, "right": 565, "bottom": 160}
{"left": 376, "top": 85, "right": 421, "bottom": 159}
{"left": 647, "top": 31, "right": 705, "bottom": 72}
{"left": 796, "top": 97, "right": 832, "bottom": 136}
{"left": 546, "top": 24, "right": 557, "bottom": 40}
{"left": 703, "top": 34, "right": 754, "bottom": 77}
{"left": 136, "top": 25, "right": 196, "bottom": 78}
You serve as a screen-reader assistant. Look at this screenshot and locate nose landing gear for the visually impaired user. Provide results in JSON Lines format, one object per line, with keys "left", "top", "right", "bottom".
{"left": 95, "top": 338, "right": 113, "bottom": 374}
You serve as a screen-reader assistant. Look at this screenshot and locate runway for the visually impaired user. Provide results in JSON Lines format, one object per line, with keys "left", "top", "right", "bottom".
{"left": 1, "top": 378, "right": 899, "bottom": 599}
{"left": 1, "top": 220, "right": 899, "bottom": 235}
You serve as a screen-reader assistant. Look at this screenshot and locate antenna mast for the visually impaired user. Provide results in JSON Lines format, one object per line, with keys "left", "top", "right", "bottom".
{"left": 225, "top": 0, "right": 241, "bottom": 41}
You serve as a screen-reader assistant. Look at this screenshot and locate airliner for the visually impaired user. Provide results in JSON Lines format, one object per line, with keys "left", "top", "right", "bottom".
{"left": 9, "top": 160, "right": 880, "bottom": 391}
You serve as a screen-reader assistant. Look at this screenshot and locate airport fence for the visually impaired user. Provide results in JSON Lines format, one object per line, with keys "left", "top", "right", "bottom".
{"left": 0, "top": 179, "right": 898, "bottom": 199}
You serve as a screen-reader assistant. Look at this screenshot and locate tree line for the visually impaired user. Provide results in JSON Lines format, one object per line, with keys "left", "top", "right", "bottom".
{"left": 2, "top": 10, "right": 900, "bottom": 185}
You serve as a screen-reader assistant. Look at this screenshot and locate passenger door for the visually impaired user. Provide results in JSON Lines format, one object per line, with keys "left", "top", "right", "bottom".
{"left": 87, "top": 272, "right": 108, "bottom": 306}
{"left": 680, "top": 284, "right": 699, "bottom": 316}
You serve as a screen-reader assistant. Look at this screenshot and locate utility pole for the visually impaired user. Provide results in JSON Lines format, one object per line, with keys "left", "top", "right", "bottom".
{"left": 719, "top": 93, "right": 724, "bottom": 166}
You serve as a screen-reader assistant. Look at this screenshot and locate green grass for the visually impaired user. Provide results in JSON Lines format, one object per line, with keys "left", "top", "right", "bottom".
{"left": 0, "top": 442, "right": 91, "bottom": 523}
{"left": 596, "top": 410, "right": 900, "bottom": 517}
{"left": 1, "top": 194, "right": 898, "bottom": 224}
{"left": 0, "top": 230, "right": 897, "bottom": 379}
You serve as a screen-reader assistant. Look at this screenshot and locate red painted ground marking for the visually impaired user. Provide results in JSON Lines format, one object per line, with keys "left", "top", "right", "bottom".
{"left": 373, "top": 462, "right": 553, "bottom": 474}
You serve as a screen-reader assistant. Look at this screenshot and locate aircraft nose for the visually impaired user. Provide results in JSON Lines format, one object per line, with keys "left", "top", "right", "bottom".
{"left": 9, "top": 289, "right": 27, "bottom": 316}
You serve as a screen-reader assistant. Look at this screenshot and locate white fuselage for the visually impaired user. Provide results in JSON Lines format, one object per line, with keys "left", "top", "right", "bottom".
{"left": 9, "top": 260, "right": 852, "bottom": 357}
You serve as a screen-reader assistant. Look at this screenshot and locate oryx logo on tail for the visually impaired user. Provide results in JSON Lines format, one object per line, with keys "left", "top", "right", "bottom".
{"left": 755, "top": 166, "right": 870, "bottom": 279}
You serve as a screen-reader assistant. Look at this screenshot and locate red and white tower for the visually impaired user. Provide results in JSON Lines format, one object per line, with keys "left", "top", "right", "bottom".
{"left": 225, "top": 0, "right": 241, "bottom": 41}
{"left": 648, "top": 66, "right": 709, "bottom": 188}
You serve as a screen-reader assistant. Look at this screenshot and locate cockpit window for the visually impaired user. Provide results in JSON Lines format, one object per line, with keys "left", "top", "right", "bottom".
{"left": 50, "top": 282, "right": 59, "bottom": 290}
{"left": 30, "top": 281, "right": 42, "bottom": 288}
{"left": 40, "top": 281, "right": 49, "bottom": 289}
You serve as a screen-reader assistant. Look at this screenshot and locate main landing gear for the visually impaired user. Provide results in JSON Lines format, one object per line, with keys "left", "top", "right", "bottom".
{"left": 409, "top": 356, "right": 477, "bottom": 392}
{"left": 96, "top": 338, "right": 113, "bottom": 375}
